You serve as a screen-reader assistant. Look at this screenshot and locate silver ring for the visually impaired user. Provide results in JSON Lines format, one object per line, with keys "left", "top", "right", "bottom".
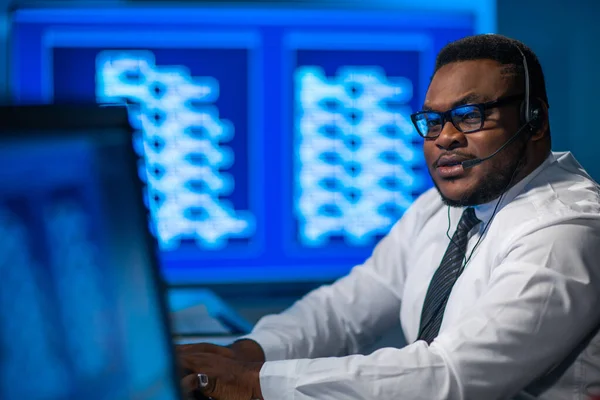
{"left": 197, "top": 373, "right": 209, "bottom": 389}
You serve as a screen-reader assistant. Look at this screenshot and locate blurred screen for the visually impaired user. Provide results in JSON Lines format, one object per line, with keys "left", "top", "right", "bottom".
{"left": 10, "top": 7, "right": 482, "bottom": 283}
{"left": 0, "top": 115, "right": 180, "bottom": 400}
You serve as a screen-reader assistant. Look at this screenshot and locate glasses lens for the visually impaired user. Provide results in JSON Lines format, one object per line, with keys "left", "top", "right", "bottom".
{"left": 451, "top": 105, "right": 483, "bottom": 133}
{"left": 413, "top": 112, "right": 443, "bottom": 138}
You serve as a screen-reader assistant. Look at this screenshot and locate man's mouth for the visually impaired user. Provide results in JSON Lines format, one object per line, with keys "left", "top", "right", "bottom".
{"left": 437, "top": 160, "right": 462, "bottom": 167}
{"left": 436, "top": 163, "right": 465, "bottom": 178}
{"left": 435, "top": 156, "right": 472, "bottom": 179}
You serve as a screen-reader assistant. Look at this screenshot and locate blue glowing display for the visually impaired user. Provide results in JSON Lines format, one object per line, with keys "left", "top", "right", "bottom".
{"left": 43, "top": 199, "right": 113, "bottom": 374}
{"left": 294, "top": 66, "right": 427, "bottom": 245}
{"left": 96, "top": 51, "right": 255, "bottom": 250}
{"left": 0, "top": 207, "right": 72, "bottom": 398}
{"left": 10, "top": 7, "right": 487, "bottom": 283}
{"left": 0, "top": 132, "right": 181, "bottom": 399}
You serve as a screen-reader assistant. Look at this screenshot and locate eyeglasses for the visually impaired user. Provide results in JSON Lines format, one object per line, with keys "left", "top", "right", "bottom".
{"left": 410, "top": 94, "right": 523, "bottom": 139}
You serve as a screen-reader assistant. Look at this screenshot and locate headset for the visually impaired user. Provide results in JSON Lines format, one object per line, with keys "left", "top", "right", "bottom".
{"left": 517, "top": 44, "right": 543, "bottom": 131}
{"left": 461, "top": 42, "right": 543, "bottom": 169}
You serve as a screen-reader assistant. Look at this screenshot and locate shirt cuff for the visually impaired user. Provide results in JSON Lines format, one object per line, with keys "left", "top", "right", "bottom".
{"left": 259, "top": 359, "right": 300, "bottom": 400}
{"left": 238, "top": 330, "right": 288, "bottom": 361}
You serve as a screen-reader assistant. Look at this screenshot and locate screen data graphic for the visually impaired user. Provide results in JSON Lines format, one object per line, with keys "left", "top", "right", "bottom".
{"left": 294, "top": 66, "right": 424, "bottom": 246}
{"left": 96, "top": 51, "right": 256, "bottom": 251}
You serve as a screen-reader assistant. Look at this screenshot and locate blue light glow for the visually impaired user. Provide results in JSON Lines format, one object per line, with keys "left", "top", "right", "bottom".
{"left": 43, "top": 200, "right": 110, "bottom": 374}
{"left": 294, "top": 66, "right": 427, "bottom": 245}
{"left": 96, "top": 51, "right": 255, "bottom": 250}
{"left": 0, "top": 207, "right": 71, "bottom": 399}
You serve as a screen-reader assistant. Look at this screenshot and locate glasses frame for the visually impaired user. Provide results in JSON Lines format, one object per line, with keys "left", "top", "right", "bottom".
{"left": 410, "top": 93, "right": 524, "bottom": 139}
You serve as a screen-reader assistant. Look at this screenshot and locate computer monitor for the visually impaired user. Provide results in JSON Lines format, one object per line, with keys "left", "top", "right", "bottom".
{"left": 0, "top": 105, "right": 182, "bottom": 400}
{"left": 9, "top": 5, "right": 492, "bottom": 284}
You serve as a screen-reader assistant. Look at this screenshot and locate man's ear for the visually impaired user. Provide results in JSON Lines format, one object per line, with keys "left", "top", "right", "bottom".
{"left": 530, "top": 98, "right": 549, "bottom": 142}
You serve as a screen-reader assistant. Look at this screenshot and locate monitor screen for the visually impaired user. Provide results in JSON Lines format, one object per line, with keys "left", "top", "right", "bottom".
{"left": 0, "top": 105, "right": 181, "bottom": 400}
{"left": 10, "top": 6, "right": 489, "bottom": 284}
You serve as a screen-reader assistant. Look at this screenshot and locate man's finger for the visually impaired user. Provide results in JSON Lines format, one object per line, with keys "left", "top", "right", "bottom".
{"left": 176, "top": 343, "right": 236, "bottom": 359}
{"left": 180, "top": 373, "right": 199, "bottom": 393}
{"left": 177, "top": 352, "right": 219, "bottom": 378}
{"left": 181, "top": 373, "right": 217, "bottom": 400}
{"left": 180, "top": 373, "right": 210, "bottom": 400}
{"left": 178, "top": 353, "right": 218, "bottom": 374}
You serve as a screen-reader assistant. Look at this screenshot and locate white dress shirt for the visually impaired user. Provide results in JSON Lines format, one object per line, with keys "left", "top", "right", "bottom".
{"left": 244, "top": 151, "right": 600, "bottom": 400}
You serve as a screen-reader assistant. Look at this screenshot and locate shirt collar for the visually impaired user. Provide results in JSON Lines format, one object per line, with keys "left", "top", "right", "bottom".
{"left": 472, "top": 151, "right": 555, "bottom": 223}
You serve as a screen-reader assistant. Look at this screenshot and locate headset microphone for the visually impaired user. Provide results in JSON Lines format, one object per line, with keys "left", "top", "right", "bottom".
{"left": 461, "top": 122, "right": 532, "bottom": 169}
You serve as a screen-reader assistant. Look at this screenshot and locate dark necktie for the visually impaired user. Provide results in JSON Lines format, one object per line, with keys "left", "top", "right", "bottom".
{"left": 417, "top": 207, "right": 481, "bottom": 344}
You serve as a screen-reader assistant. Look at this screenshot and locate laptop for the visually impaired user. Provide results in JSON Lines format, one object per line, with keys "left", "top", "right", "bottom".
{"left": 0, "top": 104, "right": 183, "bottom": 400}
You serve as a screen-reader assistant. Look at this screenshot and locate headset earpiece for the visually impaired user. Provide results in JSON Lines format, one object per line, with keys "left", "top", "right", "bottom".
{"left": 520, "top": 98, "right": 543, "bottom": 132}
{"left": 530, "top": 106, "right": 542, "bottom": 129}
{"left": 514, "top": 44, "right": 545, "bottom": 135}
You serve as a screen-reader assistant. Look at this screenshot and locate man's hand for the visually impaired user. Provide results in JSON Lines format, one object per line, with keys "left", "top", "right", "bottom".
{"left": 179, "top": 353, "right": 264, "bottom": 400}
{"left": 177, "top": 343, "right": 237, "bottom": 369}
{"left": 177, "top": 340, "right": 266, "bottom": 366}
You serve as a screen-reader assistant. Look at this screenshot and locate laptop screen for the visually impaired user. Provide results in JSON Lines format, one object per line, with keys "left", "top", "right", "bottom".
{"left": 0, "top": 105, "right": 182, "bottom": 400}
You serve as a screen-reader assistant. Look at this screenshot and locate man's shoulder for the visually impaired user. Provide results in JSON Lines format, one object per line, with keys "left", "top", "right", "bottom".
{"left": 522, "top": 152, "right": 600, "bottom": 218}
{"left": 496, "top": 152, "right": 600, "bottom": 240}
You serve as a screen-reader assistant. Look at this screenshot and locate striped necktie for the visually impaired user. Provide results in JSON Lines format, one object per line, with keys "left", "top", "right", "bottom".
{"left": 417, "top": 207, "right": 481, "bottom": 344}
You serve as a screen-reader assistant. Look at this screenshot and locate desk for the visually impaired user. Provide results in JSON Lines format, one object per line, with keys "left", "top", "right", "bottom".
{"left": 168, "top": 288, "right": 252, "bottom": 345}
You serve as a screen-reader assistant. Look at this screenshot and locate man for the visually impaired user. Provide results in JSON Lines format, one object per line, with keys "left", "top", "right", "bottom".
{"left": 179, "top": 34, "right": 600, "bottom": 399}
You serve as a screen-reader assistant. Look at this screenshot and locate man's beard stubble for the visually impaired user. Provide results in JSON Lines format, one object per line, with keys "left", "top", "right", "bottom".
{"left": 433, "top": 141, "right": 528, "bottom": 208}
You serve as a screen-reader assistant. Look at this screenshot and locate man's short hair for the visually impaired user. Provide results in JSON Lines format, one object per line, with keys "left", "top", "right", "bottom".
{"left": 434, "top": 34, "right": 550, "bottom": 112}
